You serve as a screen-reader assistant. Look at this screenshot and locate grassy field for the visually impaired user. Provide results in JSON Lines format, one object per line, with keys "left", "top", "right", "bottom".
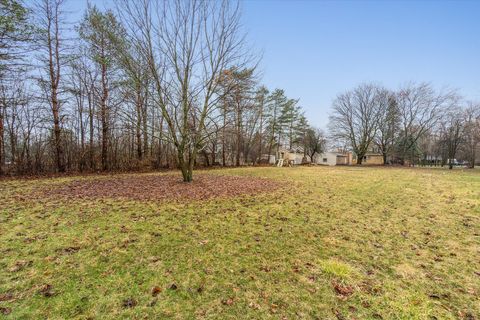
{"left": 0, "top": 166, "right": 479, "bottom": 319}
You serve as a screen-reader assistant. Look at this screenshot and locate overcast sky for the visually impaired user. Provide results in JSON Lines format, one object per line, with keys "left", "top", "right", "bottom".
{"left": 64, "top": 0, "right": 480, "bottom": 128}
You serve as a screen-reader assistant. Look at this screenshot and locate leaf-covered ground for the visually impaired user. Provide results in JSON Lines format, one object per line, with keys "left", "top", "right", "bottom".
{"left": 36, "top": 174, "right": 282, "bottom": 202}
{"left": 0, "top": 167, "right": 479, "bottom": 319}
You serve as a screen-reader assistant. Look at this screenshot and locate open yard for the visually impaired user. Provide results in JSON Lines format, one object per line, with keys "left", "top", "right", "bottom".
{"left": 0, "top": 167, "right": 479, "bottom": 319}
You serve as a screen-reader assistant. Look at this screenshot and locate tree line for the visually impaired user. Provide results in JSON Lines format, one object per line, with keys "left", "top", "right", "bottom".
{"left": 0, "top": 0, "right": 326, "bottom": 180}
{"left": 328, "top": 83, "right": 480, "bottom": 168}
{"left": 2, "top": 1, "right": 478, "bottom": 181}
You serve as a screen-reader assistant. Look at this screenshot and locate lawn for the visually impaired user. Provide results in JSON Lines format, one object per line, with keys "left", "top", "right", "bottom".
{"left": 0, "top": 166, "right": 479, "bottom": 319}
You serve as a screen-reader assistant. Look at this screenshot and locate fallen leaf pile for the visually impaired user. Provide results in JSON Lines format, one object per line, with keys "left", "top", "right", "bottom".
{"left": 332, "top": 280, "right": 354, "bottom": 298}
{"left": 39, "top": 174, "right": 281, "bottom": 201}
{"left": 151, "top": 286, "right": 162, "bottom": 297}
{"left": 0, "top": 307, "right": 11, "bottom": 315}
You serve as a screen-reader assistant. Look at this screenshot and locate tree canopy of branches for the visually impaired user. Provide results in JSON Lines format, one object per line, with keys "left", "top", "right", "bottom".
{"left": 78, "top": 5, "right": 124, "bottom": 171}
{"left": 374, "top": 92, "right": 399, "bottom": 164}
{"left": 438, "top": 109, "right": 466, "bottom": 169}
{"left": 463, "top": 104, "right": 480, "bottom": 168}
{"left": 304, "top": 127, "right": 326, "bottom": 162}
{"left": 328, "top": 83, "right": 385, "bottom": 165}
{"left": 329, "top": 82, "right": 477, "bottom": 168}
{"left": 116, "top": 0, "right": 253, "bottom": 181}
{"left": 396, "top": 82, "right": 457, "bottom": 164}
{"left": 0, "top": 0, "right": 32, "bottom": 75}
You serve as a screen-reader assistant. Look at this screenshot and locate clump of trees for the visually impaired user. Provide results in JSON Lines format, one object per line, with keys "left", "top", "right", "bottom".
{"left": 329, "top": 82, "right": 480, "bottom": 168}
{"left": 0, "top": 0, "right": 320, "bottom": 181}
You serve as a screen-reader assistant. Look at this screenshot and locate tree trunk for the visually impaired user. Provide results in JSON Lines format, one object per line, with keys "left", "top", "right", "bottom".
{"left": 135, "top": 84, "right": 143, "bottom": 160}
{"left": 79, "top": 100, "right": 85, "bottom": 172}
{"left": 180, "top": 166, "right": 192, "bottom": 182}
{"left": 0, "top": 112, "right": 4, "bottom": 175}
{"left": 202, "top": 150, "right": 210, "bottom": 166}
{"left": 211, "top": 141, "right": 216, "bottom": 165}
{"left": 47, "top": 8, "right": 65, "bottom": 173}
{"left": 100, "top": 54, "right": 109, "bottom": 171}
{"left": 222, "top": 108, "right": 226, "bottom": 166}
{"left": 142, "top": 88, "right": 148, "bottom": 157}
{"left": 258, "top": 107, "right": 263, "bottom": 164}
{"left": 235, "top": 108, "right": 241, "bottom": 166}
{"left": 88, "top": 90, "right": 95, "bottom": 170}
{"left": 267, "top": 138, "right": 273, "bottom": 163}
{"left": 158, "top": 117, "right": 164, "bottom": 167}
{"left": 236, "top": 134, "right": 241, "bottom": 166}
{"left": 136, "top": 120, "right": 142, "bottom": 161}
{"left": 356, "top": 151, "right": 365, "bottom": 165}
{"left": 25, "top": 136, "right": 31, "bottom": 173}
{"left": 472, "top": 147, "right": 476, "bottom": 169}
{"left": 9, "top": 112, "right": 16, "bottom": 167}
{"left": 276, "top": 132, "right": 281, "bottom": 155}
{"left": 179, "top": 154, "right": 193, "bottom": 182}
{"left": 52, "top": 90, "right": 64, "bottom": 172}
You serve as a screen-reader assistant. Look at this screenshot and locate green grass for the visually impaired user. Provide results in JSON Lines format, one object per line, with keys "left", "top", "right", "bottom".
{"left": 0, "top": 167, "right": 479, "bottom": 319}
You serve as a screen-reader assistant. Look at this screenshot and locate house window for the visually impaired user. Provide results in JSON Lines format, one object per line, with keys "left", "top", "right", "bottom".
{"left": 323, "top": 158, "right": 327, "bottom": 163}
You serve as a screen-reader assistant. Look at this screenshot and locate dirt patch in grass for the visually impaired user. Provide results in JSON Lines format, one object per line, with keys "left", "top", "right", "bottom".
{"left": 39, "top": 174, "right": 282, "bottom": 201}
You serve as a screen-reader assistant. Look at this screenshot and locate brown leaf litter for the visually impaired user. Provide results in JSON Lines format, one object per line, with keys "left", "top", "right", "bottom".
{"left": 38, "top": 174, "right": 282, "bottom": 202}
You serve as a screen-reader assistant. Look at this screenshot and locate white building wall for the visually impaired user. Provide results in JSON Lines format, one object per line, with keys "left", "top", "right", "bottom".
{"left": 315, "top": 152, "right": 338, "bottom": 166}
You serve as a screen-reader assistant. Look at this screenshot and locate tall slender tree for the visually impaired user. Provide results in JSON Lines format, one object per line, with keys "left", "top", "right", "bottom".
{"left": 374, "top": 90, "right": 400, "bottom": 164}
{"left": 463, "top": 103, "right": 480, "bottom": 168}
{"left": 78, "top": 5, "right": 122, "bottom": 171}
{"left": 254, "top": 86, "right": 269, "bottom": 163}
{"left": 36, "top": 0, "right": 66, "bottom": 172}
{"left": 439, "top": 109, "right": 466, "bottom": 169}
{"left": 266, "top": 89, "right": 286, "bottom": 156}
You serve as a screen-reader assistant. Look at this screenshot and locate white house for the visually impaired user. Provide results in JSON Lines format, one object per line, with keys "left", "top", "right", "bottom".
{"left": 314, "top": 151, "right": 352, "bottom": 166}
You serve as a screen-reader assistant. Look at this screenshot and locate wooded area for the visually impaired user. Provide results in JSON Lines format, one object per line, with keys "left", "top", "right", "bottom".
{"left": 0, "top": 0, "right": 325, "bottom": 181}
{"left": 1, "top": 0, "right": 479, "bottom": 181}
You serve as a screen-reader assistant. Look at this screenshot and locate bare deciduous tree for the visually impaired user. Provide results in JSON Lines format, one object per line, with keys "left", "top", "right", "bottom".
{"left": 36, "top": 0, "right": 66, "bottom": 172}
{"left": 374, "top": 91, "right": 400, "bottom": 164}
{"left": 78, "top": 5, "right": 123, "bottom": 171}
{"left": 118, "top": 0, "right": 251, "bottom": 181}
{"left": 463, "top": 103, "right": 480, "bottom": 168}
{"left": 439, "top": 108, "right": 466, "bottom": 169}
{"left": 396, "top": 82, "right": 457, "bottom": 165}
{"left": 328, "top": 84, "right": 384, "bottom": 165}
